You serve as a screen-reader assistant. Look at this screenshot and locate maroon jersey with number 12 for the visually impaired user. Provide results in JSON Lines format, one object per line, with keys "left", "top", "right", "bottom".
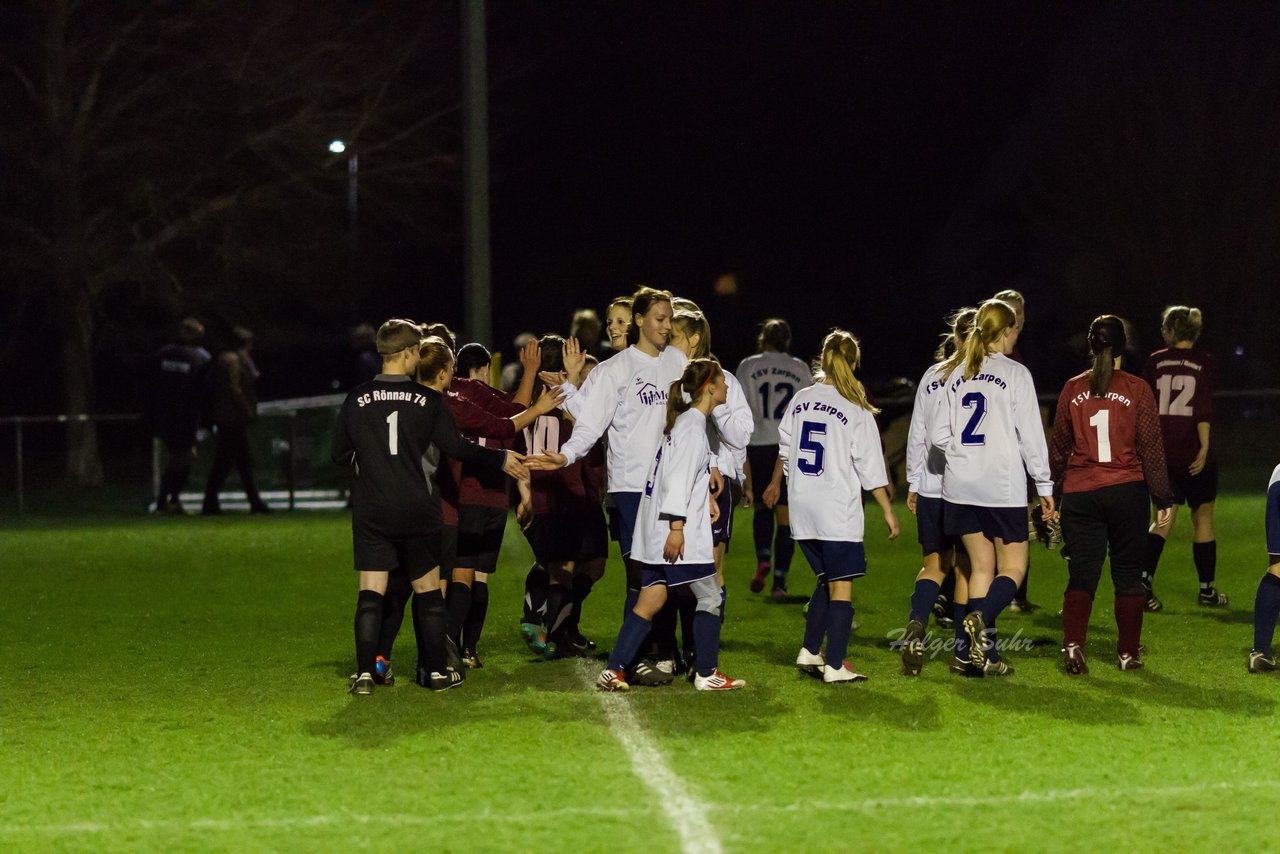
{"left": 1142, "top": 346, "right": 1214, "bottom": 469}
{"left": 1049, "top": 370, "right": 1173, "bottom": 505}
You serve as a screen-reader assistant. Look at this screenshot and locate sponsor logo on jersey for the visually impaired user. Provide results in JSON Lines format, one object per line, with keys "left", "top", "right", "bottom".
{"left": 635, "top": 379, "right": 667, "bottom": 406}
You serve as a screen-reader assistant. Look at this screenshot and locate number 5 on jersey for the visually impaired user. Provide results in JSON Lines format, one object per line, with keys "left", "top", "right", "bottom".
{"left": 798, "top": 420, "right": 825, "bottom": 476}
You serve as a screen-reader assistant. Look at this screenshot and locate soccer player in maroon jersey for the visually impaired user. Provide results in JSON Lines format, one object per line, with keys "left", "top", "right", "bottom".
{"left": 1050, "top": 316, "right": 1174, "bottom": 673}
{"left": 1140, "top": 306, "right": 1226, "bottom": 609}
{"left": 516, "top": 335, "right": 610, "bottom": 656}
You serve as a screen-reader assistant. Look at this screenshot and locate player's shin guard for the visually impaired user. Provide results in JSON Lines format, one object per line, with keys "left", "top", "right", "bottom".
{"left": 446, "top": 582, "right": 471, "bottom": 649}
{"left": 980, "top": 576, "right": 1019, "bottom": 624}
{"left": 753, "top": 505, "right": 774, "bottom": 563}
{"left": 825, "top": 600, "right": 854, "bottom": 668}
{"left": 773, "top": 525, "right": 795, "bottom": 588}
{"left": 803, "top": 582, "right": 830, "bottom": 654}
{"left": 909, "top": 578, "right": 941, "bottom": 624}
{"left": 415, "top": 589, "right": 448, "bottom": 676}
{"left": 1114, "top": 594, "right": 1144, "bottom": 657}
{"left": 693, "top": 610, "right": 721, "bottom": 678}
{"left": 606, "top": 612, "right": 653, "bottom": 672}
{"left": 355, "top": 590, "right": 384, "bottom": 676}
{"left": 1253, "top": 574, "right": 1280, "bottom": 655}
{"left": 464, "top": 580, "right": 489, "bottom": 652}
{"left": 1193, "top": 540, "right": 1217, "bottom": 586}
{"left": 1062, "top": 588, "right": 1094, "bottom": 650}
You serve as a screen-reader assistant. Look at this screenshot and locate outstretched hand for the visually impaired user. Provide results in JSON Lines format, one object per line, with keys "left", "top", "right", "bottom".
{"left": 519, "top": 338, "right": 541, "bottom": 374}
{"left": 531, "top": 385, "right": 567, "bottom": 415}
{"left": 525, "top": 452, "right": 568, "bottom": 471}
{"left": 563, "top": 337, "right": 586, "bottom": 384}
{"left": 503, "top": 450, "right": 531, "bottom": 483}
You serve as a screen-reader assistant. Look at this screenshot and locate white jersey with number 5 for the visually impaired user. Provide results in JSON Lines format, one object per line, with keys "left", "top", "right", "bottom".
{"left": 932, "top": 352, "right": 1052, "bottom": 508}
{"left": 736, "top": 351, "right": 813, "bottom": 446}
{"left": 778, "top": 383, "right": 889, "bottom": 542}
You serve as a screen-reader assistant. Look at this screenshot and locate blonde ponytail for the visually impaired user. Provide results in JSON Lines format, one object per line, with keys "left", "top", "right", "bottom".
{"left": 817, "top": 329, "right": 879, "bottom": 414}
{"left": 943, "top": 299, "right": 1017, "bottom": 380}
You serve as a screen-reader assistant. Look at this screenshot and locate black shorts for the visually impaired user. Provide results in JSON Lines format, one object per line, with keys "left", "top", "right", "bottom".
{"left": 747, "top": 445, "right": 787, "bottom": 506}
{"left": 525, "top": 502, "right": 609, "bottom": 565}
{"left": 943, "top": 501, "right": 1029, "bottom": 544}
{"left": 798, "top": 539, "right": 867, "bottom": 582}
{"left": 711, "top": 480, "right": 736, "bottom": 545}
{"left": 915, "top": 495, "right": 957, "bottom": 556}
{"left": 455, "top": 505, "right": 507, "bottom": 573}
{"left": 352, "top": 520, "right": 438, "bottom": 581}
{"left": 1167, "top": 460, "right": 1218, "bottom": 510}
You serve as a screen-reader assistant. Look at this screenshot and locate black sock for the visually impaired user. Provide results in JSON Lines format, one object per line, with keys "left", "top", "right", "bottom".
{"left": 753, "top": 505, "right": 774, "bottom": 563}
{"left": 1016, "top": 562, "right": 1029, "bottom": 602}
{"left": 1144, "top": 533, "right": 1167, "bottom": 581}
{"left": 676, "top": 592, "right": 697, "bottom": 669}
{"left": 446, "top": 582, "right": 471, "bottom": 649}
{"left": 523, "top": 564, "right": 549, "bottom": 624}
{"left": 463, "top": 581, "right": 489, "bottom": 652}
{"left": 651, "top": 598, "right": 679, "bottom": 662}
{"left": 1253, "top": 574, "right": 1280, "bottom": 655}
{"left": 566, "top": 573, "right": 596, "bottom": 638}
{"left": 377, "top": 574, "right": 411, "bottom": 659}
{"left": 415, "top": 589, "right": 448, "bottom": 676}
{"left": 545, "top": 583, "right": 571, "bottom": 640}
{"left": 773, "top": 525, "right": 794, "bottom": 588}
{"left": 938, "top": 571, "right": 956, "bottom": 607}
{"left": 1193, "top": 541, "right": 1217, "bottom": 587}
{"left": 354, "top": 590, "right": 384, "bottom": 675}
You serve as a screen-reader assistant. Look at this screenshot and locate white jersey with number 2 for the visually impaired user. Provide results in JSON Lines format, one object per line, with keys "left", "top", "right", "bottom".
{"left": 932, "top": 352, "right": 1052, "bottom": 508}
{"left": 778, "top": 382, "right": 889, "bottom": 542}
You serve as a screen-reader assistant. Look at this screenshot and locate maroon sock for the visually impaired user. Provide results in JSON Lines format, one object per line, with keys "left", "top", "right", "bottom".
{"left": 1062, "top": 588, "right": 1094, "bottom": 649}
{"left": 1115, "top": 594, "right": 1145, "bottom": 657}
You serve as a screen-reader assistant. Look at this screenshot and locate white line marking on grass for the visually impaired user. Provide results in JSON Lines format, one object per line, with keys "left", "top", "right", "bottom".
{"left": 577, "top": 660, "right": 723, "bottom": 854}
{"left": 7, "top": 779, "right": 1279, "bottom": 839}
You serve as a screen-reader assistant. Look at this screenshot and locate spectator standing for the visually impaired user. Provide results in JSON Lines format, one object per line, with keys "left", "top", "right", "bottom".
{"left": 150, "top": 317, "right": 211, "bottom": 513}
{"left": 202, "top": 326, "right": 270, "bottom": 515}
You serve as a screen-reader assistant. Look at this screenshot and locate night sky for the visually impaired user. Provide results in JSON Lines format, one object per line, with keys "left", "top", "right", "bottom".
{"left": 4, "top": 2, "right": 1279, "bottom": 414}
{"left": 483, "top": 3, "right": 1096, "bottom": 380}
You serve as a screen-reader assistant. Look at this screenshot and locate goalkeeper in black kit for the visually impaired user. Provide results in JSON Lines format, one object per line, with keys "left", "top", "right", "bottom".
{"left": 332, "top": 319, "right": 529, "bottom": 694}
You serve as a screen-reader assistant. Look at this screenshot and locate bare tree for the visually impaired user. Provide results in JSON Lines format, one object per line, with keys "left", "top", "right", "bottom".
{"left": 0, "top": 1, "right": 456, "bottom": 484}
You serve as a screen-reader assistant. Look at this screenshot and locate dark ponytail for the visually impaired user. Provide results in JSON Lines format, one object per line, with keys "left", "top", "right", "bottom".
{"left": 1087, "top": 315, "right": 1127, "bottom": 397}
{"left": 665, "top": 358, "right": 721, "bottom": 434}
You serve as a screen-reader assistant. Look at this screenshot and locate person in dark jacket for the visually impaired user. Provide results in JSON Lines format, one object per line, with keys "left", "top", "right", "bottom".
{"left": 150, "top": 318, "right": 211, "bottom": 513}
{"left": 202, "top": 326, "right": 270, "bottom": 515}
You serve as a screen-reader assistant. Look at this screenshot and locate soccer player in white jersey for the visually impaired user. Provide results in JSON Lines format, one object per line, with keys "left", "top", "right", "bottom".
{"left": 737, "top": 319, "right": 813, "bottom": 597}
{"left": 932, "top": 299, "right": 1055, "bottom": 675}
{"left": 763, "top": 330, "right": 899, "bottom": 683}
{"left": 596, "top": 359, "right": 745, "bottom": 691}
{"left": 534, "top": 287, "right": 688, "bottom": 684}
{"left": 901, "top": 307, "right": 977, "bottom": 677}
{"left": 667, "top": 305, "right": 752, "bottom": 675}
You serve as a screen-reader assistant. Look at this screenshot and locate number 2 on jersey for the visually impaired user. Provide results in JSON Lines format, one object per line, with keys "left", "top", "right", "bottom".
{"left": 1156, "top": 374, "right": 1196, "bottom": 416}
{"left": 759, "top": 381, "right": 797, "bottom": 420}
{"left": 798, "top": 420, "right": 826, "bottom": 476}
{"left": 386, "top": 410, "right": 399, "bottom": 456}
{"left": 960, "top": 392, "right": 986, "bottom": 446}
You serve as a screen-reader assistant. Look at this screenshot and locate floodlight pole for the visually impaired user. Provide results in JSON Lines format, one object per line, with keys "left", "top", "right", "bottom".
{"left": 462, "top": 0, "right": 492, "bottom": 347}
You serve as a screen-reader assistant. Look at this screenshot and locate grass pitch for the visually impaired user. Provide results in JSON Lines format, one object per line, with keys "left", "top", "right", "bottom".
{"left": 2, "top": 495, "right": 1277, "bottom": 852}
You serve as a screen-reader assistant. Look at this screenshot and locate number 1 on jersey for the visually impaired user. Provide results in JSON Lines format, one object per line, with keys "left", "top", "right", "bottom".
{"left": 386, "top": 410, "right": 399, "bottom": 456}
{"left": 1088, "top": 409, "right": 1112, "bottom": 463}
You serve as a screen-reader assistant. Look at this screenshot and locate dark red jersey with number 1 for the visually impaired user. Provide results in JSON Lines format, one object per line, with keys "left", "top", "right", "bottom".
{"left": 1142, "top": 346, "right": 1214, "bottom": 469}
{"left": 1049, "top": 370, "right": 1173, "bottom": 505}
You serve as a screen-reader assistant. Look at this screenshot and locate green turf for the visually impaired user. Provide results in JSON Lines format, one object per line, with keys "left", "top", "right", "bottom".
{"left": 2, "top": 495, "right": 1277, "bottom": 852}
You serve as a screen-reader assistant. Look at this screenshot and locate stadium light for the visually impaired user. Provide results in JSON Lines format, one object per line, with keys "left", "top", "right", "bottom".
{"left": 328, "top": 139, "right": 347, "bottom": 154}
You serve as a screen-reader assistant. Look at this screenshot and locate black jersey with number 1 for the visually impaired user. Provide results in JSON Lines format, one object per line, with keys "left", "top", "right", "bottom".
{"left": 331, "top": 375, "right": 506, "bottom": 537}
